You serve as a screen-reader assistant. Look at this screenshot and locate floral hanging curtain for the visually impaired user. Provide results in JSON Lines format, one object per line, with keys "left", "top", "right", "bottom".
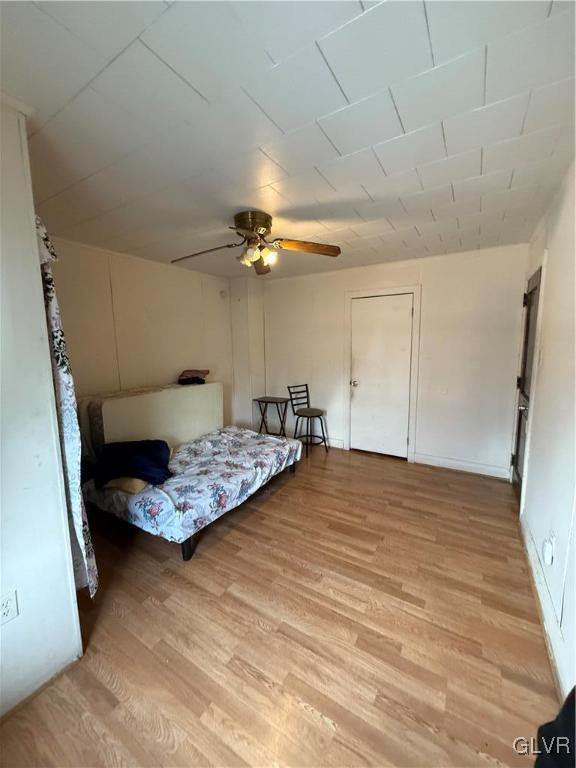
{"left": 36, "top": 217, "right": 98, "bottom": 597}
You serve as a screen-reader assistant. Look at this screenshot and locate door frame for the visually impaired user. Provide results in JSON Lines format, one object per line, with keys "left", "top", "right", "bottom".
{"left": 343, "top": 285, "right": 421, "bottom": 461}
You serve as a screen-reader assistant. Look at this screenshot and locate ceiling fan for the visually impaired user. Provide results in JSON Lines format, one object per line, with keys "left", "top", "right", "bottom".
{"left": 171, "top": 210, "right": 341, "bottom": 275}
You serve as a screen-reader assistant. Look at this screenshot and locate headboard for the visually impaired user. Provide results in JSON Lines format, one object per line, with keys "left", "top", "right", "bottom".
{"left": 79, "top": 383, "right": 223, "bottom": 456}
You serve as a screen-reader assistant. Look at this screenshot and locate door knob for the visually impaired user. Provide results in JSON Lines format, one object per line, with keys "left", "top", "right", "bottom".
{"left": 351, "top": 379, "right": 359, "bottom": 387}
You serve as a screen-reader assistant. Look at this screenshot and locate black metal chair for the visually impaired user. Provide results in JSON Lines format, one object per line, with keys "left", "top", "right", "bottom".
{"left": 287, "top": 384, "right": 328, "bottom": 457}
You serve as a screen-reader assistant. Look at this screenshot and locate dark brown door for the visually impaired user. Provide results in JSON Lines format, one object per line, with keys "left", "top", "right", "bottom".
{"left": 513, "top": 268, "right": 541, "bottom": 489}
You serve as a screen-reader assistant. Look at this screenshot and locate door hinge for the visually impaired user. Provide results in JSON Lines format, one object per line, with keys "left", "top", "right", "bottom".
{"left": 523, "top": 292, "right": 529, "bottom": 307}
{"left": 516, "top": 376, "right": 522, "bottom": 389}
{"left": 510, "top": 453, "right": 515, "bottom": 466}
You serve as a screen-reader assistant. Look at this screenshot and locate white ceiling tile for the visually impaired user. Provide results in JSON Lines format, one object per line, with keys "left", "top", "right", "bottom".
{"left": 0, "top": 2, "right": 109, "bottom": 132}
{"left": 416, "top": 218, "right": 459, "bottom": 239}
{"left": 37, "top": 144, "right": 200, "bottom": 232}
{"left": 481, "top": 185, "right": 544, "bottom": 214}
{"left": 486, "top": 12, "right": 575, "bottom": 103}
{"left": 524, "top": 78, "right": 575, "bottom": 133}
{"left": 443, "top": 93, "right": 530, "bottom": 156}
{"left": 349, "top": 218, "right": 394, "bottom": 238}
{"left": 453, "top": 170, "right": 513, "bottom": 202}
{"left": 90, "top": 40, "right": 210, "bottom": 134}
{"left": 40, "top": 1, "right": 168, "bottom": 58}
{"left": 217, "top": 149, "right": 287, "bottom": 190}
{"left": 391, "top": 48, "right": 485, "bottom": 133}
{"left": 199, "top": 90, "right": 284, "bottom": 157}
{"left": 317, "top": 148, "right": 386, "bottom": 193}
{"left": 381, "top": 227, "right": 422, "bottom": 249}
{"left": 550, "top": 1, "right": 576, "bottom": 17}
{"left": 244, "top": 45, "right": 347, "bottom": 132}
{"left": 400, "top": 184, "right": 453, "bottom": 214}
{"left": 418, "top": 149, "right": 481, "bottom": 189}
{"left": 433, "top": 198, "right": 481, "bottom": 221}
{"left": 271, "top": 170, "right": 337, "bottom": 205}
{"left": 373, "top": 123, "right": 446, "bottom": 175}
{"left": 365, "top": 169, "right": 423, "bottom": 200}
{"left": 511, "top": 151, "right": 574, "bottom": 187}
{"left": 318, "top": 87, "right": 403, "bottom": 155}
{"left": 232, "top": 1, "right": 362, "bottom": 64}
{"left": 29, "top": 86, "right": 157, "bottom": 202}
{"left": 426, "top": 1, "right": 549, "bottom": 65}
{"left": 141, "top": 2, "right": 272, "bottom": 102}
{"left": 261, "top": 123, "right": 338, "bottom": 175}
{"left": 354, "top": 198, "right": 433, "bottom": 229}
{"left": 482, "top": 126, "right": 559, "bottom": 175}
{"left": 553, "top": 123, "right": 576, "bottom": 156}
{"left": 318, "top": 1, "right": 433, "bottom": 102}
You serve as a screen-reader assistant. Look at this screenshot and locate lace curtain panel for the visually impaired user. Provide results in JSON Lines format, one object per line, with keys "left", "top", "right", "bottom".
{"left": 36, "top": 217, "right": 98, "bottom": 597}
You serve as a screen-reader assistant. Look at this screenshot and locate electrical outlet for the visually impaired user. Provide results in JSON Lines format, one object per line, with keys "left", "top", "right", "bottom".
{"left": 1, "top": 590, "right": 19, "bottom": 625}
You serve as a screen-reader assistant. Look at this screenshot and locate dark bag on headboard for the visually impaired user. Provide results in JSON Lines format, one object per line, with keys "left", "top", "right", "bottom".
{"left": 178, "top": 368, "right": 209, "bottom": 385}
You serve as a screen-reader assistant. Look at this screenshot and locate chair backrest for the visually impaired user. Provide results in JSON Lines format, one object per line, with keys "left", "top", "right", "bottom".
{"left": 287, "top": 384, "right": 310, "bottom": 415}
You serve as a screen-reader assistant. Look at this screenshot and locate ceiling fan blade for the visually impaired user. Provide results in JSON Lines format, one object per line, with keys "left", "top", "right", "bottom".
{"left": 273, "top": 238, "right": 341, "bottom": 257}
{"left": 171, "top": 241, "right": 243, "bottom": 264}
{"left": 252, "top": 257, "right": 271, "bottom": 275}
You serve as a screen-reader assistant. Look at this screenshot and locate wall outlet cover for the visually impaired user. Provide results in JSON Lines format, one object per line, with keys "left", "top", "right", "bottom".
{"left": 1, "top": 590, "right": 19, "bottom": 625}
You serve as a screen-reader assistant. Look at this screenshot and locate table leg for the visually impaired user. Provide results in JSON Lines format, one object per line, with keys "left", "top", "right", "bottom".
{"left": 278, "top": 401, "right": 288, "bottom": 437}
{"left": 258, "top": 402, "right": 270, "bottom": 434}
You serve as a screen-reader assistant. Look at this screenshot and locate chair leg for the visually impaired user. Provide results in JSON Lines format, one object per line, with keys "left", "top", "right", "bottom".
{"left": 305, "top": 417, "right": 310, "bottom": 458}
{"left": 319, "top": 416, "right": 329, "bottom": 452}
{"left": 181, "top": 532, "right": 200, "bottom": 561}
{"left": 294, "top": 416, "right": 301, "bottom": 439}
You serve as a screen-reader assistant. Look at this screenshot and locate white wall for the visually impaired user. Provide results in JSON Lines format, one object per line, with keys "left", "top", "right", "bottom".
{"left": 521, "top": 164, "right": 575, "bottom": 696}
{"left": 51, "top": 240, "right": 234, "bottom": 424}
{"left": 230, "top": 277, "right": 265, "bottom": 428}
{"left": 264, "top": 244, "right": 528, "bottom": 477}
{"left": 0, "top": 102, "right": 82, "bottom": 716}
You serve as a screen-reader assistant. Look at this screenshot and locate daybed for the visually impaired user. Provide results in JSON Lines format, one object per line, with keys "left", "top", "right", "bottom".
{"left": 80, "top": 385, "right": 301, "bottom": 559}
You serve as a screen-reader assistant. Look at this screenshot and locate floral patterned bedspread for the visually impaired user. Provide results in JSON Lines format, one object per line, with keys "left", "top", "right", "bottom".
{"left": 83, "top": 426, "right": 301, "bottom": 544}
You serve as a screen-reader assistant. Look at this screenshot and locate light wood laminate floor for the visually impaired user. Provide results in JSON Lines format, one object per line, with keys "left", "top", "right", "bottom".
{"left": 1, "top": 449, "right": 558, "bottom": 767}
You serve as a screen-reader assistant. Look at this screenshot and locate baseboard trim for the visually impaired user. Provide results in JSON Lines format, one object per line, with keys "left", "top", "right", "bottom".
{"left": 414, "top": 452, "right": 510, "bottom": 479}
{"left": 520, "top": 517, "right": 565, "bottom": 701}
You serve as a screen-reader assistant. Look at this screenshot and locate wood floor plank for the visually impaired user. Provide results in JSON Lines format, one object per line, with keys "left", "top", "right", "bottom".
{"left": 0, "top": 449, "right": 558, "bottom": 767}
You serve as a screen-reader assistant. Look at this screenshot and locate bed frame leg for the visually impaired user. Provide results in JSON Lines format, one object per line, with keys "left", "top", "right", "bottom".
{"left": 289, "top": 463, "right": 296, "bottom": 474}
{"left": 181, "top": 533, "right": 199, "bottom": 561}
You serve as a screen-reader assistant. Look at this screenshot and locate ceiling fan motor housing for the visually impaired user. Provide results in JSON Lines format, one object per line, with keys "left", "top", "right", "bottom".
{"left": 234, "top": 210, "right": 272, "bottom": 238}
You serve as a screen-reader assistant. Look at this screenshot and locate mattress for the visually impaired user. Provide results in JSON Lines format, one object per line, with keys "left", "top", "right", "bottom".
{"left": 83, "top": 426, "right": 301, "bottom": 544}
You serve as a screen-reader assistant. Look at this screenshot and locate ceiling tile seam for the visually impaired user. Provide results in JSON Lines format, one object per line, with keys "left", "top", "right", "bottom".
{"left": 138, "top": 39, "right": 210, "bottom": 103}
{"left": 388, "top": 88, "right": 406, "bottom": 134}
{"left": 482, "top": 45, "right": 488, "bottom": 106}
{"left": 241, "top": 87, "right": 286, "bottom": 135}
{"left": 480, "top": 147, "right": 484, "bottom": 176}
{"left": 414, "top": 167, "right": 425, "bottom": 191}
{"left": 508, "top": 169, "right": 515, "bottom": 190}
{"left": 547, "top": 0, "right": 555, "bottom": 17}
{"left": 440, "top": 121, "right": 449, "bottom": 157}
{"left": 371, "top": 147, "right": 388, "bottom": 176}
{"left": 314, "top": 41, "right": 350, "bottom": 105}
{"left": 422, "top": 1, "right": 436, "bottom": 68}
{"left": 315, "top": 120, "right": 343, "bottom": 156}
{"left": 519, "top": 90, "right": 533, "bottom": 136}
{"left": 359, "top": 184, "right": 375, "bottom": 203}
{"left": 314, "top": 166, "right": 339, "bottom": 193}
{"left": 450, "top": 183, "right": 456, "bottom": 203}
{"left": 253, "top": 147, "right": 290, "bottom": 177}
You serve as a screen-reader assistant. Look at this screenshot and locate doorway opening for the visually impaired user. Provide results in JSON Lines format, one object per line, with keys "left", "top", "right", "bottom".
{"left": 513, "top": 267, "right": 542, "bottom": 492}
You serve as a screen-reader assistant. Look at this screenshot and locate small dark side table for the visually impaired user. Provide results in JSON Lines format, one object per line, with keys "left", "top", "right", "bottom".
{"left": 253, "top": 396, "right": 289, "bottom": 437}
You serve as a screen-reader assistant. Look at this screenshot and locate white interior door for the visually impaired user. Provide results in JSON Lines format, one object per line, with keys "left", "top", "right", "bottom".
{"left": 350, "top": 293, "right": 413, "bottom": 457}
